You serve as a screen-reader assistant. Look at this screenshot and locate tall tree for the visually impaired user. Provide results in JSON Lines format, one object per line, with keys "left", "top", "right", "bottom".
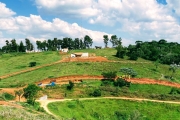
{"left": 5, "top": 40, "right": 11, "bottom": 53}
{"left": 84, "top": 35, "right": 93, "bottom": 49}
{"left": 19, "top": 41, "right": 26, "bottom": 52}
{"left": 11, "top": 39, "right": 18, "bottom": 52}
{"left": 103, "top": 35, "right": 109, "bottom": 48}
{"left": 25, "top": 38, "right": 34, "bottom": 51}
{"left": 74, "top": 38, "right": 80, "bottom": 49}
{"left": 110, "top": 35, "right": 118, "bottom": 47}
{"left": 80, "top": 39, "right": 85, "bottom": 49}
{"left": 57, "top": 39, "right": 62, "bottom": 50}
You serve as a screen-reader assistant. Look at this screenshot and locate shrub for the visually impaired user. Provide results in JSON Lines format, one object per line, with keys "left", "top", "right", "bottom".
{"left": 101, "top": 71, "right": 117, "bottom": 79}
{"left": 114, "top": 78, "right": 131, "bottom": 87}
{"left": 91, "top": 89, "right": 101, "bottom": 97}
{"left": 3, "top": 93, "right": 15, "bottom": 100}
{"left": 67, "top": 81, "right": 74, "bottom": 90}
{"left": 169, "top": 88, "right": 180, "bottom": 94}
{"left": 29, "top": 62, "right": 36, "bottom": 67}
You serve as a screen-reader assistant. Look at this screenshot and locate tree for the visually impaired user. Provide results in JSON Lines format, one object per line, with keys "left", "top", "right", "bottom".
{"left": 15, "top": 89, "right": 23, "bottom": 102}
{"left": 110, "top": 35, "right": 117, "bottom": 47}
{"left": 120, "top": 68, "right": 137, "bottom": 78}
{"left": 116, "top": 45, "right": 126, "bottom": 58}
{"left": 84, "top": 35, "right": 93, "bottom": 49}
{"left": 11, "top": 39, "right": 18, "bottom": 52}
{"left": 67, "top": 81, "right": 74, "bottom": 90}
{"left": 25, "top": 38, "right": 31, "bottom": 51}
{"left": 23, "top": 84, "right": 41, "bottom": 105}
{"left": 80, "top": 39, "right": 85, "bottom": 49}
{"left": 103, "top": 35, "right": 109, "bottom": 48}
{"left": 19, "top": 41, "right": 26, "bottom": 52}
{"left": 74, "top": 38, "right": 80, "bottom": 49}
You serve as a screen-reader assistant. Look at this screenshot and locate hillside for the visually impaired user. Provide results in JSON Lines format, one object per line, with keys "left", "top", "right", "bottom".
{"left": 1, "top": 48, "right": 180, "bottom": 119}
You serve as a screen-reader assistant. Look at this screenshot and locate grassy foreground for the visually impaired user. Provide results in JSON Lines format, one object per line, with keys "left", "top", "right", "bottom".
{"left": 0, "top": 106, "right": 56, "bottom": 120}
{"left": 48, "top": 99, "right": 180, "bottom": 120}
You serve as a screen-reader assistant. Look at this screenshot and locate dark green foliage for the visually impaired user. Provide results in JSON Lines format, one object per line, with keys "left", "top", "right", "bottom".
{"left": 91, "top": 89, "right": 101, "bottom": 97}
{"left": 84, "top": 35, "right": 93, "bottom": 49}
{"left": 29, "top": 62, "right": 36, "bottom": 67}
{"left": 101, "top": 79, "right": 114, "bottom": 86}
{"left": 23, "top": 84, "right": 41, "bottom": 105}
{"left": 169, "top": 88, "right": 180, "bottom": 95}
{"left": 116, "top": 45, "right": 126, "bottom": 58}
{"left": 19, "top": 41, "right": 26, "bottom": 52}
{"left": 67, "top": 81, "right": 74, "bottom": 90}
{"left": 114, "top": 78, "right": 131, "bottom": 87}
{"left": 101, "top": 71, "right": 117, "bottom": 79}
{"left": 2, "top": 93, "right": 15, "bottom": 100}
{"left": 126, "top": 39, "right": 180, "bottom": 64}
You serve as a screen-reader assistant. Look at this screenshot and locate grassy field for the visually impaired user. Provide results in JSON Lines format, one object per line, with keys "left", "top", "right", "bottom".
{"left": 1, "top": 48, "right": 180, "bottom": 88}
{"left": 48, "top": 98, "right": 180, "bottom": 120}
{"left": 40, "top": 80, "right": 180, "bottom": 102}
{"left": 0, "top": 105, "right": 56, "bottom": 120}
{"left": 0, "top": 61, "right": 174, "bottom": 88}
{"left": 0, "top": 51, "right": 61, "bottom": 76}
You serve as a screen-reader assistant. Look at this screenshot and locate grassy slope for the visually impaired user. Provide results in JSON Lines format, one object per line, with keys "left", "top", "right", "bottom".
{"left": 0, "top": 62, "right": 172, "bottom": 88}
{"left": 41, "top": 80, "right": 179, "bottom": 100}
{"left": 48, "top": 99, "right": 180, "bottom": 120}
{"left": 0, "top": 51, "right": 61, "bottom": 76}
{"left": 0, "top": 106, "right": 56, "bottom": 120}
{"left": 0, "top": 48, "right": 180, "bottom": 88}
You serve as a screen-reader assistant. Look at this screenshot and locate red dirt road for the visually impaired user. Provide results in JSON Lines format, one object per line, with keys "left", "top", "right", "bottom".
{"left": 37, "top": 75, "right": 180, "bottom": 88}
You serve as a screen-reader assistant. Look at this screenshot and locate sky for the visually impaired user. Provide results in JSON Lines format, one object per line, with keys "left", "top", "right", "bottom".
{"left": 0, "top": 0, "right": 180, "bottom": 48}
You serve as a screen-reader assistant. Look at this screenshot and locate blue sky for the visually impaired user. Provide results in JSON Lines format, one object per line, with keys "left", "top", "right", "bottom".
{"left": 0, "top": 0, "right": 180, "bottom": 47}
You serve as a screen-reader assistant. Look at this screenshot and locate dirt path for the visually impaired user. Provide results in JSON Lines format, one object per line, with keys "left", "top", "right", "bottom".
{"left": 2, "top": 75, "right": 180, "bottom": 95}
{"left": 37, "top": 97, "right": 180, "bottom": 119}
{"left": 37, "top": 75, "right": 180, "bottom": 88}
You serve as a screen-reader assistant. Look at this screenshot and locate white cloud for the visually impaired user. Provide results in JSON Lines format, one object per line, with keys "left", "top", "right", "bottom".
{"left": 166, "top": 0, "right": 180, "bottom": 16}
{"left": 1, "top": 0, "right": 180, "bottom": 48}
{"left": 0, "top": 2, "right": 16, "bottom": 18}
{"left": 0, "top": 13, "right": 111, "bottom": 47}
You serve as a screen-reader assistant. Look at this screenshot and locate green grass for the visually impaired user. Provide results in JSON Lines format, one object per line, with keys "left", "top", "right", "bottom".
{"left": 1, "top": 48, "right": 180, "bottom": 88}
{"left": 0, "top": 61, "right": 177, "bottom": 88}
{"left": 0, "top": 105, "right": 56, "bottom": 120}
{"left": 41, "top": 80, "right": 180, "bottom": 101}
{"left": 48, "top": 99, "right": 180, "bottom": 120}
{"left": 0, "top": 51, "right": 61, "bottom": 76}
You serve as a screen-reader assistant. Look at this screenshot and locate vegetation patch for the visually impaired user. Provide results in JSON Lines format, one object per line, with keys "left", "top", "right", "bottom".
{"left": 48, "top": 99, "right": 180, "bottom": 120}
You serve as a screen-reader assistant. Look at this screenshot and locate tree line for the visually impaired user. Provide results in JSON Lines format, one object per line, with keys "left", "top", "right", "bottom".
{"left": 0, "top": 34, "right": 122, "bottom": 52}
{"left": 116, "top": 39, "right": 180, "bottom": 65}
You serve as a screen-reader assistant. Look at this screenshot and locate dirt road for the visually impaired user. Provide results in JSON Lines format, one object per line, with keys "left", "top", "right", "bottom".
{"left": 37, "top": 97, "right": 180, "bottom": 119}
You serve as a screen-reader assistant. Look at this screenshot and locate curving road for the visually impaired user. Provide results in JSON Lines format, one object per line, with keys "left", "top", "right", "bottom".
{"left": 37, "top": 97, "right": 180, "bottom": 119}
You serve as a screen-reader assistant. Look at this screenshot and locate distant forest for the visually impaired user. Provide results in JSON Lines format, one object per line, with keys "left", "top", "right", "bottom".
{"left": 0, "top": 35, "right": 180, "bottom": 65}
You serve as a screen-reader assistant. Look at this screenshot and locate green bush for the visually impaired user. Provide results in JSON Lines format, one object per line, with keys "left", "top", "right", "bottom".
{"left": 3, "top": 93, "right": 15, "bottom": 100}
{"left": 67, "top": 81, "right": 74, "bottom": 90}
{"left": 29, "top": 62, "right": 36, "bottom": 67}
{"left": 91, "top": 89, "right": 101, "bottom": 97}
{"left": 169, "top": 88, "right": 180, "bottom": 95}
{"left": 114, "top": 78, "right": 131, "bottom": 87}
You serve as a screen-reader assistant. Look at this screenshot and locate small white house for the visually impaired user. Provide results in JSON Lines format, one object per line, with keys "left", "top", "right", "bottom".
{"left": 70, "top": 53, "right": 89, "bottom": 58}
{"left": 61, "top": 48, "right": 68, "bottom": 53}
{"left": 71, "top": 54, "right": 76, "bottom": 57}
{"left": 82, "top": 53, "right": 89, "bottom": 57}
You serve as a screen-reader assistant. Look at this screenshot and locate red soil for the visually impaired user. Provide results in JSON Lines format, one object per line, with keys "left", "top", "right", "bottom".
{"left": 37, "top": 75, "right": 180, "bottom": 88}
